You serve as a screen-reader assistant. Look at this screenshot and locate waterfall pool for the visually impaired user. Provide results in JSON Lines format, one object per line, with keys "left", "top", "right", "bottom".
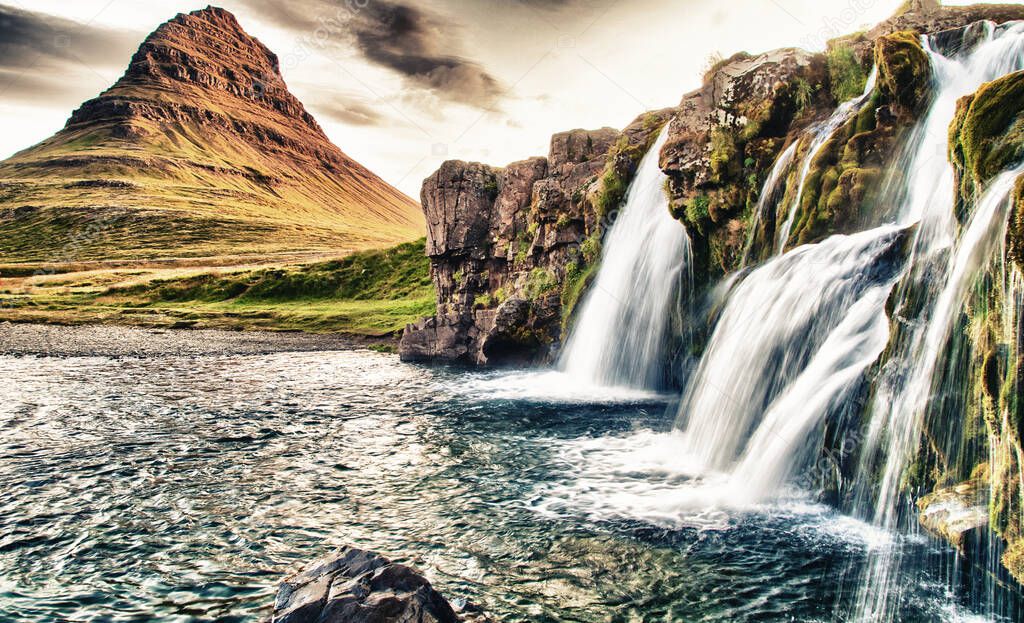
{"left": 0, "top": 347, "right": 1013, "bottom": 622}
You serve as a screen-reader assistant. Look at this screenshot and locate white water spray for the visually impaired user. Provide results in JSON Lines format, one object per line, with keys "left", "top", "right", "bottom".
{"left": 559, "top": 125, "right": 691, "bottom": 390}
{"left": 847, "top": 21, "right": 1024, "bottom": 621}
{"left": 675, "top": 225, "right": 905, "bottom": 475}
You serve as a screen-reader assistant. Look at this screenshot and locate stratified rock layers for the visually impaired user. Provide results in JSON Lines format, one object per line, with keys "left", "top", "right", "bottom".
{"left": 0, "top": 7, "right": 422, "bottom": 262}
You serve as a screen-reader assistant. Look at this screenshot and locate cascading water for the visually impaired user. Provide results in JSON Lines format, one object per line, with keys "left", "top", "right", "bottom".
{"left": 846, "top": 22, "right": 1024, "bottom": 621}
{"left": 775, "top": 68, "right": 878, "bottom": 253}
{"left": 674, "top": 225, "right": 905, "bottom": 480}
{"left": 850, "top": 167, "right": 1024, "bottom": 623}
{"left": 668, "top": 26, "right": 1024, "bottom": 617}
{"left": 741, "top": 141, "right": 797, "bottom": 267}
{"left": 545, "top": 17, "right": 1024, "bottom": 621}
{"left": 559, "top": 125, "right": 691, "bottom": 390}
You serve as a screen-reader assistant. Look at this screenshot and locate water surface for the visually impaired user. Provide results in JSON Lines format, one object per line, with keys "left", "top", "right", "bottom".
{"left": 0, "top": 348, "right": 1004, "bottom": 621}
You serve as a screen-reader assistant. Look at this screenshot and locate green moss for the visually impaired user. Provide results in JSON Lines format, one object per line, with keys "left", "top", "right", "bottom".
{"left": 875, "top": 31, "right": 931, "bottom": 114}
{"left": 951, "top": 71, "right": 1024, "bottom": 190}
{"left": 560, "top": 258, "right": 599, "bottom": 333}
{"left": 1008, "top": 178, "right": 1024, "bottom": 271}
{"left": 482, "top": 176, "right": 500, "bottom": 200}
{"left": 709, "top": 128, "right": 738, "bottom": 183}
{"left": 524, "top": 267, "right": 557, "bottom": 300}
{"left": 580, "top": 232, "right": 601, "bottom": 264}
{"left": 474, "top": 292, "right": 495, "bottom": 308}
{"left": 684, "top": 194, "right": 711, "bottom": 233}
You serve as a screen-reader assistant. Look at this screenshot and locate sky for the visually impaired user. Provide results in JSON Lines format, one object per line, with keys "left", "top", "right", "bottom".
{"left": 0, "top": 0, "right": 990, "bottom": 197}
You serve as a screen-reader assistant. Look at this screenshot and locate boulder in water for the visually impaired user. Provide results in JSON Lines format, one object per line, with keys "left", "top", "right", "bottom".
{"left": 271, "top": 546, "right": 468, "bottom": 623}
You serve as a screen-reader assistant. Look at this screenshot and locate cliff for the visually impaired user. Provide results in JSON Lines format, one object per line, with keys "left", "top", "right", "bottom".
{"left": 400, "top": 112, "right": 675, "bottom": 365}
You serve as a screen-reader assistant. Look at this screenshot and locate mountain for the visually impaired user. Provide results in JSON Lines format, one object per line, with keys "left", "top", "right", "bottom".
{"left": 0, "top": 6, "right": 422, "bottom": 266}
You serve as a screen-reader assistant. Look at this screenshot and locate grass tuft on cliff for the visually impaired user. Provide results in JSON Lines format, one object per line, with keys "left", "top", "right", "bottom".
{"left": 826, "top": 45, "right": 869, "bottom": 102}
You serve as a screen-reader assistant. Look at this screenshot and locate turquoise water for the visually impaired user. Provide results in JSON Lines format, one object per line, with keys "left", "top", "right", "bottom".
{"left": 0, "top": 349, "right": 1012, "bottom": 621}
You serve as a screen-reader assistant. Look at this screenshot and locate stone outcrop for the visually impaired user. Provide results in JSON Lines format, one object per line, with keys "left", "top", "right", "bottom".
{"left": 833, "top": 1, "right": 1024, "bottom": 64}
{"left": 271, "top": 546, "right": 488, "bottom": 623}
{"left": 660, "top": 47, "right": 832, "bottom": 277}
{"left": 401, "top": 1, "right": 1024, "bottom": 364}
{"left": 918, "top": 479, "right": 990, "bottom": 555}
{"left": 908, "top": 58, "right": 1024, "bottom": 585}
{"left": 400, "top": 111, "right": 674, "bottom": 365}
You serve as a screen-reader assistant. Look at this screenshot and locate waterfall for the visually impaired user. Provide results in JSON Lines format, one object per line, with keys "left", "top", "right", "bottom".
{"left": 846, "top": 22, "right": 1024, "bottom": 619}
{"left": 674, "top": 225, "right": 905, "bottom": 476}
{"left": 850, "top": 170, "right": 1023, "bottom": 621}
{"left": 741, "top": 141, "right": 797, "bottom": 267}
{"left": 559, "top": 125, "right": 691, "bottom": 390}
{"left": 775, "top": 67, "right": 878, "bottom": 253}
{"left": 673, "top": 22, "right": 1024, "bottom": 509}
{"left": 726, "top": 282, "right": 893, "bottom": 498}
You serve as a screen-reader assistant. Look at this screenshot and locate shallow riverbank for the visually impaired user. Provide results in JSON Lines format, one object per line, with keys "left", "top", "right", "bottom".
{"left": 0, "top": 322, "right": 385, "bottom": 358}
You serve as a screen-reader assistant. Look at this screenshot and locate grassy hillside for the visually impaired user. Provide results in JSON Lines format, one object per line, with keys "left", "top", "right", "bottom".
{"left": 0, "top": 240, "right": 435, "bottom": 338}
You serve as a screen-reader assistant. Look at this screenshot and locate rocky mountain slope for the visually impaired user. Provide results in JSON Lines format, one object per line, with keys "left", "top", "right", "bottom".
{"left": 0, "top": 6, "right": 422, "bottom": 266}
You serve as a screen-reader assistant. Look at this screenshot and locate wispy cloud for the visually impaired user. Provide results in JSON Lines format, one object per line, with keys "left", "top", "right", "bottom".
{"left": 0, "top": 5, "right": 137, "bottom": 102}
{"left": 350, "top": 1, "right": 504, "bottom": 109}
{"left": 238, "top": 0, "right": 505, "bottom": 110}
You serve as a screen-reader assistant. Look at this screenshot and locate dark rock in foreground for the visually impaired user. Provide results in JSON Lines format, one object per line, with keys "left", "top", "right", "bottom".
{"left": 272, "top": 546, "right": 487, "bottom": 623}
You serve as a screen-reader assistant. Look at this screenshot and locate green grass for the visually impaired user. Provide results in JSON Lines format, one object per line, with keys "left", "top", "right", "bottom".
{"left": 115, "top": 239, "right": 432, "bottom": 303}
{"left": 0, "top": 239, "right": 437, "bottom": 336}
{"left": 827, "top": 45, "right": 868, "bottom": 102}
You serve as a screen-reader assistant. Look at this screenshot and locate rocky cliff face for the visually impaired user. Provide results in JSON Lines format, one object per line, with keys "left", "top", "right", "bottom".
{"left": 0, "top": 6, "right": 422, "bottom": 264}
{"left": 402, "top": 2, "right": 1024, "bottom": 369}
{"left": 400, "top": 112, "right": 674, "bottom": 365}
{"left": 900, "top": 67, "right": 1024, "bottom": 583}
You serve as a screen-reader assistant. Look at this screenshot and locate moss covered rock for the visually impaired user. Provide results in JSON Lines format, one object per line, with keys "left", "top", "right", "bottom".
{"left": 661, "top": 48, "right": 831, "bottom": 279}
{"left": 950, "top": 71, "right": 1024, "bottom": 210}
{"left": 1008, "top": 177, "right": 1024, "bottom": 271}
{"left": 875, "top": 31, "right": 931, "bottom": 117}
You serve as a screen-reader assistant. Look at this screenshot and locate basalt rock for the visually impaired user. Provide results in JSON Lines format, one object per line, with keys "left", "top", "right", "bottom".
{"left": 660, "top": 47, "right": 832, "bottom": 278}
{"left": 832, "top": 1, "right": 1024, "bottom": 65}
{"left": 271, "top": 546, "right": 488, "bottom": 623}
{"left": 400, "top": 110, "right": 674, "bottom": 365}
{"left": 876, "top": 31, "right": 932, "bottom": 117}
{"left": 950, "top": 69, "right": 1024, "bottom": 222}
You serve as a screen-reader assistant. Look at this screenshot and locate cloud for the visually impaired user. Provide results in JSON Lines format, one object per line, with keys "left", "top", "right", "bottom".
{"left": 0, "top": 5, "right": 137, "bottom": 70}
{"left": 239, "top": 0, "right": 505, "bottom": 110}
{"left": 350, "top": 1, "right": 504, "bottom": 109}
{"left": 234, "top": 0, "right": 323, "bottom": 31}
{"left": 310, "top": 97, "right": 387, "bottom": 126}
{"left": 0, "top": 5, "right": 138, "bottom": 104}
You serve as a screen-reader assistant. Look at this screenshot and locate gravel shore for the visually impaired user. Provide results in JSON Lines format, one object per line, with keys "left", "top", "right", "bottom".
{"left": 0, "top": 323, "right": 377, "bottom": 357}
